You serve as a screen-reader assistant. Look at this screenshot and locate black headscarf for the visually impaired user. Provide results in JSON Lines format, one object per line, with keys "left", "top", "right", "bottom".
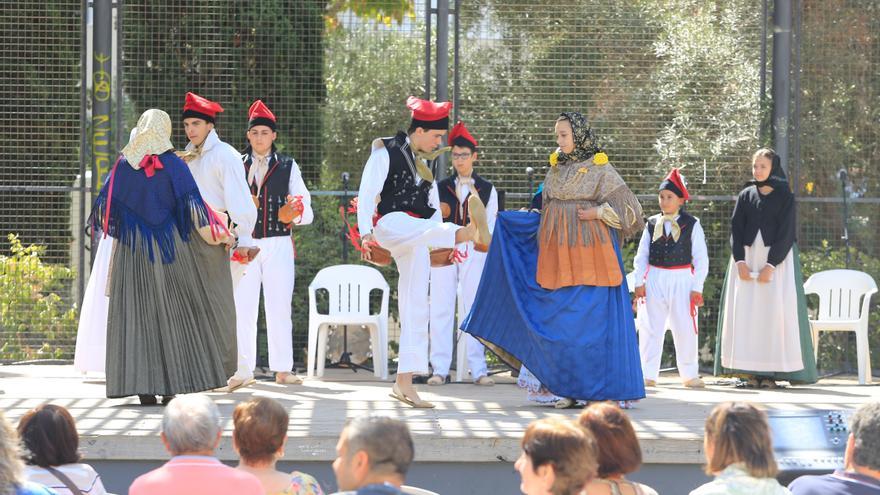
{"left": 747, "top": 150, "right": 789, "bottom": 190}
{"left": 556, "top": 112, "right": 601, "bottom": 163}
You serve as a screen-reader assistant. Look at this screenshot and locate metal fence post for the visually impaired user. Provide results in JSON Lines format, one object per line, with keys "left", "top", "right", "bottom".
{"left": 771, "top": 0, "right": 792, "bottom": 172}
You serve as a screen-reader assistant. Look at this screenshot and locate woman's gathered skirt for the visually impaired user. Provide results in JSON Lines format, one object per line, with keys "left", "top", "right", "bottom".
{"left": 461, "top": 211, "right": 645, "bottom": 401}
{"left": 714, "top": 232, "right": 817, "bottom": 383}
{"left": 105, "top": 230, "right": 237, "bottom": 398}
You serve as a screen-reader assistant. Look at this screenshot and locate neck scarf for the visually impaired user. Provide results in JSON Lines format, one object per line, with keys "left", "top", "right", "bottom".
{"left": 652, "top": 213, "right": 682, "bottom": 242}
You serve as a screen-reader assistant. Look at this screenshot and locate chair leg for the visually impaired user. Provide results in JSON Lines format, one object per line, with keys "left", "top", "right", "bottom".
{"left": 811, "top": 327, "right": 820, "bottom": 362}
{"left": 378, "top": 320, "right": 389, "bottom": 381}
{"left": 368, "top": 325, "right": 381, "bottom": 379}
{"left": 316, "top": 326, "right": 329, "bottom": 378}
{"left": 856, "top": 326, "right": 872, "bottom": 385}
{"left": 306, "top": 322, "right": 318, "bottom": 378}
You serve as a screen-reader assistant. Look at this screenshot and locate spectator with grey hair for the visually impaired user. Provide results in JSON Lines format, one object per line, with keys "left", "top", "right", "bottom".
{"left": 129, "top": 394, "right": 262, "bottom": 495}
{"left": 789, "top": 402, "right": 880, "bottom": 494}
{"left": 330, "top": 415, "right": 414, "bottom": 495}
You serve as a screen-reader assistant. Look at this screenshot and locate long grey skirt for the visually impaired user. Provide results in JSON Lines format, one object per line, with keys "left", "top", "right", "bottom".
{"left": 105, "top": 231, "right": 237, "bottom": 398}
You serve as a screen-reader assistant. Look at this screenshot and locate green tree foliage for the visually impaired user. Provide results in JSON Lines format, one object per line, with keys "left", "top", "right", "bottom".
{"left": 122, "top": 1, "right": 325, "bottom": 181}
{"left": 0, "top": 235, "right": 77, "bottom": 362}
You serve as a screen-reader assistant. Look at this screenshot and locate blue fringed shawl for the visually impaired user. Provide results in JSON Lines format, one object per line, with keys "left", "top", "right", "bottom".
{"left": 89, "top": 151, "right": 212, "bottom": 264}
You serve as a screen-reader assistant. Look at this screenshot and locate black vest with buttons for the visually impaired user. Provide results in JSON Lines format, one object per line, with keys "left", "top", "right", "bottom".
{"left": 242, "top": 151, "right": 294, "bottom": 239}
{"left": 376, "top": 131, "right": 437, "bottom": 220}
{"left": 437, "top": 172, "right": 494, "bottom": 225}
{"left": 647, "top": 211, "right": 696, "bottom": 267}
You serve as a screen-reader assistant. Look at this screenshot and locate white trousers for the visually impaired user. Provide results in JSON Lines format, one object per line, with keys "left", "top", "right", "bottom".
{"left": 429, "top": 243, "right": 488, "bottom": 379}
{"left": 232, "top": 235, "right": 296, "bottom": 375}
{"left": 637, "top": 266, "right": 699, "bottom": 381}
{"left": 374, "top": 212, "right": 458, "bottom": 374}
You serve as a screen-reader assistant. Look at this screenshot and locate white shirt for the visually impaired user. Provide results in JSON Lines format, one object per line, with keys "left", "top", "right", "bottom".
{"left": 357, "top": 136, "right": 441, "bottom": 236}
{"left": 186, "top": 129, "right": 258, "bottom": 246}
{"left": 24, "top": 463, "right": 108, "bottom": 495}
{"left": 632, "top": 213, "right": 709, "bottom": 292}
{"left": 247, "top": 152, "right": 314, "bottom": 226}
{"left": 454, "top": 175, "right": 499, "bottom": 235}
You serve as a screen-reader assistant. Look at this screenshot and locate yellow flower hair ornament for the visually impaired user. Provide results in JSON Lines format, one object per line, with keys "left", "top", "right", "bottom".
{"left": 593, "top": 152, "right": 608, "bottom": 165}
{"left": 549, "top": 151, "right": 559, "bottom": 167}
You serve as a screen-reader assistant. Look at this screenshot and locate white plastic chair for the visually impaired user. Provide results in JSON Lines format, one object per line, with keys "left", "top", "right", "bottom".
{"left": 803, "top": 269, "right": 877, "bottom": 385}
{"left": 307, "top": 264, "right": 390, "bottom": 380}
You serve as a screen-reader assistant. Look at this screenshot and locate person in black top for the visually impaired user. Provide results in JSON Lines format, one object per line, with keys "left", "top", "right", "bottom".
{"left": 714, "top": 148, "right": 817, "bottom": 387}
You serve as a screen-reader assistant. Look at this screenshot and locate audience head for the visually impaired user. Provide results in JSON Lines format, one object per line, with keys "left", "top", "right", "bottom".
{"left": 17, "top": 404, "right": 81, "bottom": 467}
{"left": 161, "top": 394, "right": 221, "bottom": 456}
{"left": 515, "top": 417, "right": 597, "bottom": 495}
{"left": 703, "top": 402, "right": 777, "bottom": 478}
{"left": 577, "top": 402, "right": 643, "bottom": 479}
{"left": 332, "top": 414, "right": 414, "bottom": 491}
{"left": 233, "top": 397, "right": 289, "bottom": 465}
{"left": 0, "top": 411, "right": 26, "bottom": 491}
{"left": 847, "top": 402, "right": 880, "bottom": 474}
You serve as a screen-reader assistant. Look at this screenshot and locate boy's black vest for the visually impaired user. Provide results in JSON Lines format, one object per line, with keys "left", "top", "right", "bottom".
{"left": 437, "top": 173, "right": 494, "bottom": 225}
{"left": 646, "top": 211, "right": 696, "bottom": 267}
{"left": 242, "top": 151, "right": 295, "bottom": 239}
{"left": 376, "top": 131, "right": 437, "bottom": 220}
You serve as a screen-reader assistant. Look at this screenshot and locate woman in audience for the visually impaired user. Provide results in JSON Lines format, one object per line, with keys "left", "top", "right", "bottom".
{"left": 514, "top": 417, "right": 597, "bottom": 495}
{"left": 17, "top": 405, "right": 106, "bottom": 495}
{"left": 577, "top": 402, "right": 659, "bottom": 495}
{"left": 0, "top": 410, "right": 56, "bottom": 495}
{"left": 690, "top": 402, "right": 790, "bottom": 495}
{"left": 233, "top": 397, "right": 324, "bottom": 495}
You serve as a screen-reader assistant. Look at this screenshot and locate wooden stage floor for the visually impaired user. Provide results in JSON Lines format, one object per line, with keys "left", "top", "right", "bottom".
{"left": 0, "top": 365, "right": 876, "bottom": 465}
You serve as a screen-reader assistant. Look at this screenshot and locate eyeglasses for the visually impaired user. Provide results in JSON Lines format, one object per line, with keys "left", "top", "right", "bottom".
{"left": 451, "top": 152, "right": 472, "bottom": 160}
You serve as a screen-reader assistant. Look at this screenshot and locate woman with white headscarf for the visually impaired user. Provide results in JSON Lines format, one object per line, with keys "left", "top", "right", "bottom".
{"left": 89, "top": 109, "right": 238, "bottom": 404}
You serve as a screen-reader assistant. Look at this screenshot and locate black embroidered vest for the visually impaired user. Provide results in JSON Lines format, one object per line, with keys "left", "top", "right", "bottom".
{"left": 646, "top": 211, "right": 696, "bottom": 267}
{"left": 242, "top": 152, "right": 295, "bottom": 239}
{"left": 437, "top": 173, "right": 494, "bottom": 226}
{"left": 376, "top": 132, "right": 436, "bottom": 220}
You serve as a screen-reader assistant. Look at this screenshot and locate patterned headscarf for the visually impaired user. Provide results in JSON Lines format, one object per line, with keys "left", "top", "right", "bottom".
{"left": 556, "top": 112, "right": 601, "bottom": 163}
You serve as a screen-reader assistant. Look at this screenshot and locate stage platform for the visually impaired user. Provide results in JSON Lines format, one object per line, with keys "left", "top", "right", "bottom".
{"left": 1, "top": 365, "right": 876, "bottom": 494}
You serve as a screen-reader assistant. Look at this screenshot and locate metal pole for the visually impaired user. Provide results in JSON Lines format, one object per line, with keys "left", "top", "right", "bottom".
{"left": 342, "top": 172, "right": 350, "bottom": 264}
{"left": 759, "top": 0, "right": 768, "bottom": 143}
{"left": 771, "top": 0, "right": 792, "bottom": 173}
{"left": 77, "top": 0, "right": 89, "bottom": 308}
{"left": 115, "top": 0, "right": 124, "bottom": 153}
{"left": 435, "top": 0, "right": 449, "bottom": 181}
{"left": 424, "top": 0, "right": 432, "bottom": 99}
{"left": 452, "top": 0, "right": 460, "bottom": 123}
{"left": 92, "top": 0, "right": 113, "bottom": 186}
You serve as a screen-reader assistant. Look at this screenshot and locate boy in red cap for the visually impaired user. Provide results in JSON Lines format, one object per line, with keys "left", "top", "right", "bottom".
{"left": 632, "top": 168, "right": 709, "bottom": 388}
{"left": 427, "top": 120, "right": 498, "bottom": 386}
{"left": 231, "top": 99, "right": 313, "bottom": 387}
{"left": 180, "top": 91, "right": 258, "bottom": 391}
{"left": 356, "top": 97, "right": 491, "bottom": 408}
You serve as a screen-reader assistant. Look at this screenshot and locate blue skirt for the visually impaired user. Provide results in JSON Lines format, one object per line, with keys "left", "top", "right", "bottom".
{"left": 461, "top": 211, "right": 645, "bottom": 401}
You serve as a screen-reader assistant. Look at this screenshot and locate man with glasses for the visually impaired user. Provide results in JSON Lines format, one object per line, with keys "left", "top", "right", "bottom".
{"left": 428, "top": 121, "right": 498, "bottom": 387}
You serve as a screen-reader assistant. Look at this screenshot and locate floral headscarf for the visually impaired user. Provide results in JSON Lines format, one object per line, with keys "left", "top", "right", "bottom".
{"left": 556, "top": 112, "right": 601, "bottom": 163}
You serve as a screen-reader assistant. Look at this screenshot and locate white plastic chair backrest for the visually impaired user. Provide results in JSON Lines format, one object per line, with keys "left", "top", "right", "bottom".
{"left": 309, "top": 264, "right": 388, "bottom": 317}
{"left": 803, "top": 269, "right": 878, "bottom": 321}
{"left": 400, "top": 486, "right": 439, "bottom": 495}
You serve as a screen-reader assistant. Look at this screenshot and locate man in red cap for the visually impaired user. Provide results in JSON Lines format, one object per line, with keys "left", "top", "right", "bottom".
{"left": 427, "top": 121, "right": 498, "bottom": 387}
{"left": 632, "top": 168, "right": 709, "bottom": 388}
{"left": 229, "top": 99, "right": 313, "bottom": 388}
{"left": 180, "top": 91, "right": 258, "bottom": 391}
{"left": 356, "top": 96, "right": 491, "bottom": 408}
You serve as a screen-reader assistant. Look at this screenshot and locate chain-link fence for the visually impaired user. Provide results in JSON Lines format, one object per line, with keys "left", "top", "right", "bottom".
{"left": 1, "top": 1, "right": 877, "bottom": 376}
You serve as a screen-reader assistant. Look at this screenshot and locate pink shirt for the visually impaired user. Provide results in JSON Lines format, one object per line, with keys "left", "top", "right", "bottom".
{"left": 129, "top": 456, "right": 262, "bottom": 495}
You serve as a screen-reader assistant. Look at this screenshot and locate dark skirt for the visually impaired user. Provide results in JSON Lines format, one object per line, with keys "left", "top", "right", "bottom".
{"left": 105, "top": 231, "right": 237, "bottom": 398}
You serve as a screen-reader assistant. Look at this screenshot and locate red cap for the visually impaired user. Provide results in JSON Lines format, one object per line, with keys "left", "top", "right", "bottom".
{"left": 247, "top": 99, "right": 277, "bottom": 130}
{"left": 449, "top": 121, "right": 478, "bottom": 150}
{"left": 659, "top": 168, "right": 689, "bottom": 200}
{"left": 406, "top": 96, "right": 452, "bottom": 130}
{"left": 182, "top": 92, "right": 224, "bottom": 123}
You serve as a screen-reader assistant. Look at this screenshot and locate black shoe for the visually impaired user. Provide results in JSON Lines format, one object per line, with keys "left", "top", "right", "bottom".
{"left": 138, "top": 394, "right": 158, "bottom": 405}
{"left": 161, "top": 395, "right": 175, "bottom": 405}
